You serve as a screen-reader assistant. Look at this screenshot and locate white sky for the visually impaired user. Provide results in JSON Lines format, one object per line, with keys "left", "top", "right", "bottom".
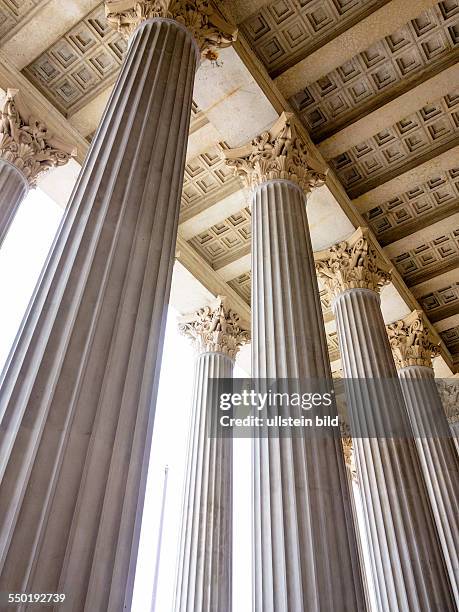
{"left": 0, "top": 187, "right": 252, "bottom": 611}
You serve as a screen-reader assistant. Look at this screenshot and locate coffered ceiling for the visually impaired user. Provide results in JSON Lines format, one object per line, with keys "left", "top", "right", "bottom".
{"left": 0, "top": 0, "right": 48, "bottom": 40}
{"left": 0, "top": 0, "right": 457, "bottom": 371}
{"left": 23, "top": 4, "right": 126, "bottom": 115}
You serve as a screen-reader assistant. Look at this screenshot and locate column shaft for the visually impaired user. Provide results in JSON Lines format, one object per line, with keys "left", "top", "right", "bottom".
{"left": 251, "top": 180, "right": 365, "bottom": 611}
{"left": 334, "top": 288, "right": 455, "bottom": 610}
{"left": 0, "top": 18, "right": 196, "bottom": 610}
{"left": 398, "top": 365, "right": 459, "bottom": 605}
{"left": 452, "top": 422, "right": 459, "bottom": 452}
{"left": 174, "top": 352, "right": 233, "bottom": 612}
{"left": 0, "top": 160, "right": 28, "bottom": 246}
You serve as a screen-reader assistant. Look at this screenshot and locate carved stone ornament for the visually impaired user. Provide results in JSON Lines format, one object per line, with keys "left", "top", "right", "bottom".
{"left": 105, "top": 0, "right": 237, "bottom": 60}
{"left": 315, "top": 227, "right": 391, "bottom": 299}
{"left": 340, "top": 419, "right": 358, "bottom": 482}
{"left": 436, "top": 379, "right": 459, "bottom": 424}
{"left": 387, "top": 310, "right": 439, "bottom": 369}
{"left": 224, "top": 112, "right": 327, "bottom": 194}
{"left": 179, "top": 296, "right": 250, "bottom": 358}
{"left": 0, "top": 89, "right": 76, "bottom": 187}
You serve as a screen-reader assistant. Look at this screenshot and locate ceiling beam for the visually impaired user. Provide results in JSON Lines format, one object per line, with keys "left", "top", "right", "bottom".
{"left": 353, "top": 145, "right": 459, "bottom": 214}
{"left": 435, "top": 314, "right": 459, "bottom": 333}
{"left": 318, "top": 64, "right": 459, "bottom": 160}
{"left": 383, "top": 212, "right": 459, "bottom": 259}
{"left": 411, "top": 270, "right": 459, "bottom": 298}
{"left": 0, "top": 50, "right": 89, "bottom": 164}
{"left": 214, "top": 252, "right": 251, "bottom": 281}
{"left": 176, "top": 234, "right": 251, "bottom": 328}
{"left": 219, "top": 0, "right": 269, "bottom": 24}
{"left": 274, "top": 0, "right": 439, "bottom": 99}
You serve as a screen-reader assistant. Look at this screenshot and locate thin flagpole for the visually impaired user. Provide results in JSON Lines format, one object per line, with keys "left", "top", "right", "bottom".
{"left": 151, "top": 465, "right": 169, "bottom": 612}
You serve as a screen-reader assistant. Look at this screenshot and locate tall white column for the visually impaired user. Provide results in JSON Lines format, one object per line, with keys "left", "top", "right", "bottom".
{"left": 174, "top": 297, "right": 249, "bottom": 612}
{"left": 388, "top": 310, "right": 459, "bottom": 605}
{"left": 225, "top": 114, "right": 366, "bottom": 611}
{"left": 341, "top": 435, "right": 374, "bottom": 612}
{"left": 316, "top": 228, "right": 456, "bottom": 611}
{"left": 0, "top": 89, "right": 75, "bottom": 246}
{"left": 0, "top": 3, "right": 236, "bottom": 609}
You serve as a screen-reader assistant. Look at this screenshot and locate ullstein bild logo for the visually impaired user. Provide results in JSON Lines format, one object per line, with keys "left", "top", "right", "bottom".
{"left": 218, "top": 389, "right": 338, "bottom": 429}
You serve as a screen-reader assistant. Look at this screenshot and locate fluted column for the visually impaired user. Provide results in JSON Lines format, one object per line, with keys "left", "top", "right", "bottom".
{"left": 341, "top": 434, "right": 374, "bottom": 611}
{"left": 225, "top": 114, "right": 365, "bottom": 611}
{"left": 174, "top": 297, "right": 249, "bottom": 612}
{"left": 0, "top": 3, "right": 236, "bottom": 610}
{"left": 388, "top": 310, "right": 459, "bottom": 605}
{"left": 316, "top": 228, "right": 456, "bottom": 611}
{"left": 0, "top": 89, "right": 75, "bottom": 246}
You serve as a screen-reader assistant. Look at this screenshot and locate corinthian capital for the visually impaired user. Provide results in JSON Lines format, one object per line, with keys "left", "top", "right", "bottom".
{"left": 105, "top": 0, "right": 237, "bottom": 60}
{"left": 179, "top": 296, "right": 250, "bottom": 358}
{"left": 436, "top": 379, "right": 459, "bottom": 424}
{"left": 340, "top": 420, "right": 358, "bottom": 482}
{"left": 387, "top": 310, "right": 439, "bottom": 369}
{"left": 0, "top": 89, "right": 76, "bottom": 187}
{"left": 315, "top": 227, "right": 391, "bottom": 299}
{"left": 224, "top": 112, "right": 327, "bottom": 194}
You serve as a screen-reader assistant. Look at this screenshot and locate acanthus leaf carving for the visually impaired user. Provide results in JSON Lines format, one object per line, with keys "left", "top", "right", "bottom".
{"left": 0, "top": 89, "right": 76, "bottom": 187}
{"left": 179, "top": 296, "right": 249, "bottom": 358}
{"left": 436, "top": 379, "right": 459, "bottom": 425}
{"left": 387, "top": 310, "right": 439, "bottom": 370}
{"left": 105, "top": 0, "right": 237, "bottom": 61}
{"left": 340, "top": 419, "right": 358, "bottom": 482}
{"left": 315, "top": 227, "right": 391, "bottom": 299}
{"left": 224, "top": 112, "right": 327, "bottom": 194}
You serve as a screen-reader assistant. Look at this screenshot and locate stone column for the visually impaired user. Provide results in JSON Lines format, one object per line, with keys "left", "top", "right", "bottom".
{"left": 225, "top": 114, "right": 366, "bottom": 611}
{"left": 174, "top": 297, "right": 249, "bottom": 612}
{"left": 341, "top": 434, "right": 375, "bottom": 611}
{"left": 315, "top": 228, "right": 456, "bottom": 611}
{"left": 0, "top": 3, "right": 236, "bottom": 610}
{"left": 0, "top": 89, "right": 75, "bottom": 246}
{"left": 388, "top": 310, "right": 459, "bottom": 604}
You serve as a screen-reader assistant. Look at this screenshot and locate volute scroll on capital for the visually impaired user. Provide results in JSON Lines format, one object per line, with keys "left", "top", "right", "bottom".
{"left": 224, "top": 112, "right": 327, "bottom": 194}
{"left": 105, "top": 0, "right": 237, "bottom": 61}
{"left": 314, "top": 227, "right": 391, "bottom": 300}
{"left": 179, "top": 296, "right": 250, "bottom": 359}
{"left": 387, "top": 310, "right": 439, "bottom": 370}
{"left": 0, "top": 89, "right": 76, "bottom": 187}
